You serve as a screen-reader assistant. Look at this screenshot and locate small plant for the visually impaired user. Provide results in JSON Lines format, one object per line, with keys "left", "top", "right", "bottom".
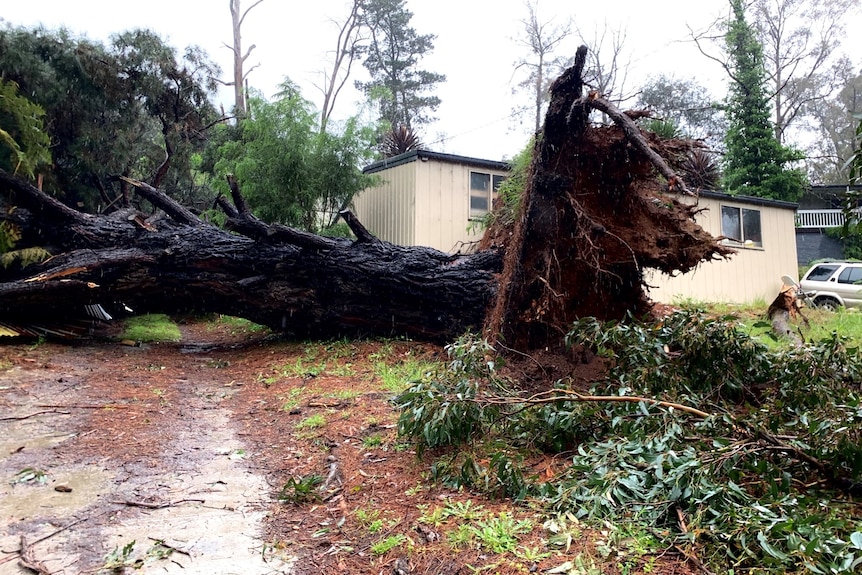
{"left": 443, "top": 499, "right": 485, "bottom": 521}
{"left": 471, "top": 512, "right": 533, "bottom": 554}
{"left": 11, "top": 467, "right": 47, "bottom": 485}
{"left": 370, "top": 534, "right": 406, "bottom": 555}
{"left": 277, "top": 475, "right": 322, "bottom": 503}
{"left": 446, "top": 524, "right": 475, "bottom": 550}
{"left": 295, "top": 413, "right": 325, "bottom": 430}
{"left": 362, "top": 434, "right": 384, "bottom": 448}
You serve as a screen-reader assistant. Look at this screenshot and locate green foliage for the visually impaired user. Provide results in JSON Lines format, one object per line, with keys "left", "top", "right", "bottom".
{"left": 470, "top": 512, "right": 533, "bottom": 554}
{"left": 209, "top": 84, "right": 377, "bottom": 231}
{"left": 121, "top": 314, "right": 181, "bottom": 343}
{"left": 0, "top": 25, "right": 219, "bottom": 210}
{"left": 277, "top": 474, "right": 322, "bottom": 503}
{"left": 0, "top": 78, "right": 51, "bottom": 177}
{"left": 370, "top": 534, "right": 406, "bottom": 555}
{"left": 0, "top": 220, "right": 21, "bottom": 254}
{"left": 397, "top": 310, "right": 862, "bottom": 573}
{"left": 475, "top": 143, "right": 532, "bottom": 232}
{"left": 721, "top": 0, "right": 807, "bottom": 201}
{"left": 357, "top": 0, "right": 446, "bottom": 130}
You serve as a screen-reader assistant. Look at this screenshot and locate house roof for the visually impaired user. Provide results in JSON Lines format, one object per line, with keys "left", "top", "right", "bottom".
{"left": 697, "top": 189, "right": 798, "bottom": 210}
{"left": 363, "top": 149, "right": 511, "bottom": 175}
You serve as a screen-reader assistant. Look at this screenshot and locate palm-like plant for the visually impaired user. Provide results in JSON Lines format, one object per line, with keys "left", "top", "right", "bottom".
{"left": 680, "top": 149, "right": 721, "bottom": 191}
{"left": 380, "top": 125, "right": 424, "bottom": 158}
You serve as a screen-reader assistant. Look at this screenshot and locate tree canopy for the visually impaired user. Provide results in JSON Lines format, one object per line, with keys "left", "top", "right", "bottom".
{"left": 0, "top": 25, "right": 221, "bottom": 210}
{"left": 207, "top": 82, "right": 378, "bottom": 233}
{"left": 357, "top": 0, "right": 446, "bottom": 131}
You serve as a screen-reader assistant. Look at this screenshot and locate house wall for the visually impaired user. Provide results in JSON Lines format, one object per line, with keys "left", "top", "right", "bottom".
{"left": 351, "top": 161, "right": 417, "bottom": 246}
{"left": 646, "top": 195, "right": 799, "bottom": 304}
{"left": 413, "top": 160, "right": 495, "bottom": 252}
{"left": 354, "top": 157, "right": 508, "bottom": 253}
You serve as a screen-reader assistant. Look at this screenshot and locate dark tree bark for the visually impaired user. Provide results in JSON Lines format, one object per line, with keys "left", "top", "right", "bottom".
{"left": 0, "top": 171, "right": 501, "bottom": 342}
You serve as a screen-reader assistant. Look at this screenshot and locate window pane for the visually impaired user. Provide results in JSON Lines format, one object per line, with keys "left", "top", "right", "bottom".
{"left": 721, "top": 206, "right": 741, "bottom": 242}
{"left": 470, "top": 172, "right": 491, "bottom": 216}
{"left": 806, "top": 265, "right": 840, "bottom": 281}
{"left": 742, "top": 208, "right": 762, "bottom": 247}
{"left": 837, "top": 266, "right": 862, "bottom": 284}
{"left": 492, "top": 175, "right": 506, "bottom": 191}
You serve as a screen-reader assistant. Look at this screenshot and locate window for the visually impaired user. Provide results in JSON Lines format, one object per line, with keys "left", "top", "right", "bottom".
{"left": 805, "top": 264, "right": 840, "bottom": 282}
{"left": 837, "top": 265, "right": 862, "bottom": 285}
{"left": 721, "top": 205, "right": 763, "bottom": 248}
{"left": 470, "top": 171, "right": 506, "bottom": 218}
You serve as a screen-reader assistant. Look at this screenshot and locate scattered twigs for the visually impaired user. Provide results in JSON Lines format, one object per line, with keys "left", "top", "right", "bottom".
{"left": 17, "top": 536, "right": 51, "bottom": 575}
{"left": 110, "top": 498, "right": 205, "bottom": 510}
{"left": 0, "top": 409, "right": 71, "bottom": 421}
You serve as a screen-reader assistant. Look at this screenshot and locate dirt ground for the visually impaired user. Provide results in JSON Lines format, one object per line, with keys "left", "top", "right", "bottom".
{"left": 0, "top": 317, "right": 693, "bottom": 575}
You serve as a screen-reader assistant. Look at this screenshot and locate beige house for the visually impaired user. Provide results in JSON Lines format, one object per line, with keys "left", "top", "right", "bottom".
{"left": 354, "top": 151, "right": 799, "bottom": 305}
{"left": 646, "top": 191, "right": 799, "bottom": 305}
{"left": 353, "top": 150, "right": 510, "bottom": 253}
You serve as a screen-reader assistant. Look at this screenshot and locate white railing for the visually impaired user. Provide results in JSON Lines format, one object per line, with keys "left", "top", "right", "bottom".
{"left": 795, "top": 209, "right": 854, "bottom": 228}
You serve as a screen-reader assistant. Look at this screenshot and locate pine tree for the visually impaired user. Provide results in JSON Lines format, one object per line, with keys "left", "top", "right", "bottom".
{"left": 357, "top": 0, "right": 445, "bottom": 130}
{"left": 722, "top": 0, "right": 806, "bottom": 202}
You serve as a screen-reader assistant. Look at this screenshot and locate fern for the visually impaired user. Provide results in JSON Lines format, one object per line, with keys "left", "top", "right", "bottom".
{"left": 0, "top": 246, "right": 51, "bottom": 269}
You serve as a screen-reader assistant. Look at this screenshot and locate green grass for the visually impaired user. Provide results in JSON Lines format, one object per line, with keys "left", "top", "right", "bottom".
{"left": 121, "top": 314, "right": 181, "bottom": 343}
{"left": 295, "top": 414, "right": 326, "bottom": 430}
{"left": 209, "top": 314, "right": 269, "bottom": 335}
{"left": 373, "top": 358, "right": 439, "bottom": 392}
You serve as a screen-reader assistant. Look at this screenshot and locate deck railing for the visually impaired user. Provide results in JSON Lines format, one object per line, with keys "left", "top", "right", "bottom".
{"left": 795, "top": 209, "right": 860, "bottom": 228}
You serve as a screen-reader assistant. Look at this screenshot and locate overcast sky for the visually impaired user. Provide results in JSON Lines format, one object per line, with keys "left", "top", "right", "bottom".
{"left": 2, "top": 1, "right": 859, "bottom": 160}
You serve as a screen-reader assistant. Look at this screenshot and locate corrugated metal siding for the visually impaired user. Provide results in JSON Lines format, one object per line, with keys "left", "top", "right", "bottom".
{"left": 647, "top": 196, "right": 799, "bottom": 304}
{"left": 414, "top": 161, "right": 489, "bottom": 252}
{"left": 352, "top": 162, "right": 416, "bottom": 246}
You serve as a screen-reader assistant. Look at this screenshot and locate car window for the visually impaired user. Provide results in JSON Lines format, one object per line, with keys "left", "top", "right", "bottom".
{"left": 805, "top": 265, "right": 840, "bottom": 281}
{"left": 837, "top": 266, "right": 862, "bottom": 285}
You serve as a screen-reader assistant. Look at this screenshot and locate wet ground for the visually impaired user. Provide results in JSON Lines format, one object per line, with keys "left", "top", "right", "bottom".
{"left": 0, "top": 317, "right": 691, "bottom": 575}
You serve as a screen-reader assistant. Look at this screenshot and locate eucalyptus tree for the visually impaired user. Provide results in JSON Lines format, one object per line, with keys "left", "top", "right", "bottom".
{"left": 222, "top": 0, "right": 264, "bottom": 117}
{"left": 751, "top": 0, "right": 859, "bottom": 145}
{"left": 637, "top": 75, "right": 725, "bottom": 148}
{"left": 512, "top": 0, "right": 573, "bottom": 133}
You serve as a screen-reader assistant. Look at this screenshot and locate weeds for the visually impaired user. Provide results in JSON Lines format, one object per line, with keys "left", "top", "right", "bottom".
{"left": 277, "top": 475, "right": 322, "bottom": 503}
{"left": 370, "top": 534, "right": 406, "bottom": 555}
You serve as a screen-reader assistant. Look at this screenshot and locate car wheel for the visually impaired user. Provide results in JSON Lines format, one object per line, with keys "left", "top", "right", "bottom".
{"left": 813, "top": 297, "right": 842, "bottom": 311}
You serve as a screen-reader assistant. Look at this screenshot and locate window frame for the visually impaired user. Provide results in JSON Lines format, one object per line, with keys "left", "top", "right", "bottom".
{"left": 469, "top": 170, "right": 506, "bottom": 220}
{"left": 720, "top": 204, "right": 763, "bottom": 249}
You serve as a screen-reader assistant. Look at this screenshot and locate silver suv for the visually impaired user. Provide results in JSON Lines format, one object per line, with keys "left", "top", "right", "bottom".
{"left": 799, "top": 261, "right": 862, "bottom": 310}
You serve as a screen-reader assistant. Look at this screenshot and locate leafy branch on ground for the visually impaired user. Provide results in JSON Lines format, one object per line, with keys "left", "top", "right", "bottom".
{"left": 395, "top": 311, "right": 862, "bottom": 573}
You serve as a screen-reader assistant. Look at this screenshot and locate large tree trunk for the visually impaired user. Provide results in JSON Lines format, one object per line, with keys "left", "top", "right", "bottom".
{"left": 1, "top": 47, "right": 731, "bottom": 347}
{"left": 0, "top": 171, "right": 500, "bottom": 342}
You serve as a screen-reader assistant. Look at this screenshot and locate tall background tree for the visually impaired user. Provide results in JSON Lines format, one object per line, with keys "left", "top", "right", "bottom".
{"left": 357, "top": 0, "right": 445, "bottom": 132}
{"left": 0, "top": 78, "right": 50, "bottom": 179}
{"left": 752, "top": 0, "right": 858, "bottom": 145}
{"left": 316, "top": 0, "right": 367, "bottom": 133}
{"left": 222, "top": 0, "right": 264, "bottom": 117}
{"left": 721, "top": 0, "right": 806, "bottom": 201}
{"left": 512, "top": 0, "right": 572, "bottom": 134}
{"left": 637, "top": 75, "right": 725, "bottom": 147}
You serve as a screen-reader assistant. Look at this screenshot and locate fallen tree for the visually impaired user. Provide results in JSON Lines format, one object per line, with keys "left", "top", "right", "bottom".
{"left": 0, "top": 46, "right": 731, "bottom": 346}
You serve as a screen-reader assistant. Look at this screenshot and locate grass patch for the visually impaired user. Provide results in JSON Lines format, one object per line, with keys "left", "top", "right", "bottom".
{"left": 295, "top": 414, "right": 325, "bottom": 430}
{"left": 373, "top": 357, "right": 439, "bottom": 392}
{"left": 209, "top": 315, "right": 269, "bottom": 336}
{"left": 121, "top": 314, "right": 181, "bottom": 343}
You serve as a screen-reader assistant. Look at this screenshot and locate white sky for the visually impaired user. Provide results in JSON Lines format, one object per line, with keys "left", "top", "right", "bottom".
{"left": 2, "top": 1, "right": 859, "bottom": 161}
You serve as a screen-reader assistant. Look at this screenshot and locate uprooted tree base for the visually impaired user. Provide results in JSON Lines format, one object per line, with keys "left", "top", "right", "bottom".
{"left": 1, "top": 45, "right": 730, "bottom": 350}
